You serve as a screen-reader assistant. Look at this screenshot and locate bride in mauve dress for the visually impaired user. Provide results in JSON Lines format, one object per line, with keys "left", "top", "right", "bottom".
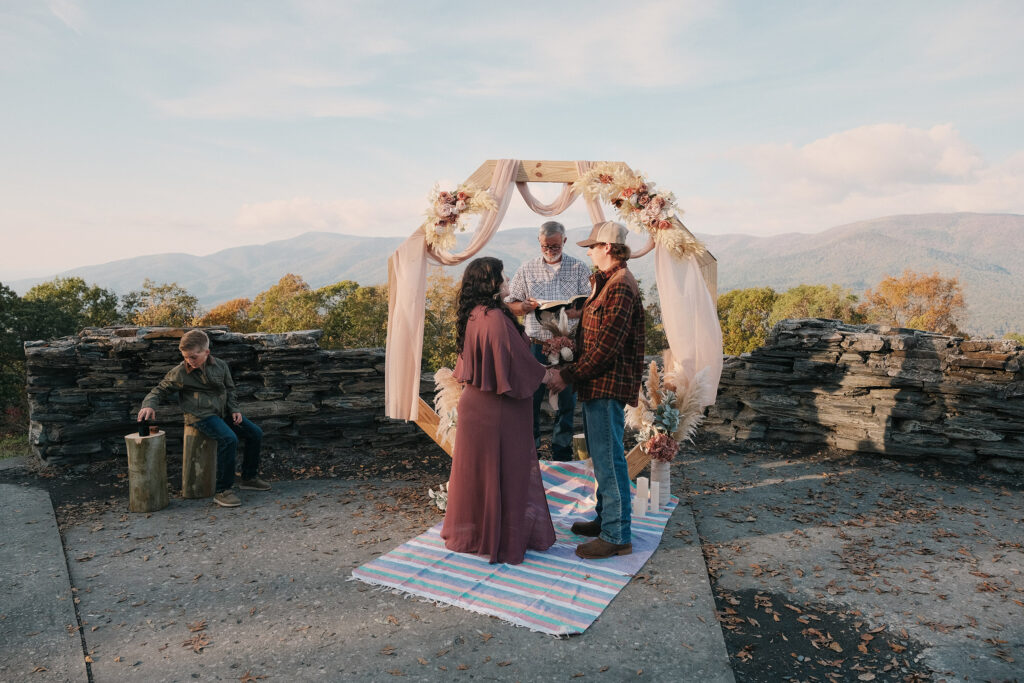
{"left": 440, "top": 257, "right": 557, "bottom": 565}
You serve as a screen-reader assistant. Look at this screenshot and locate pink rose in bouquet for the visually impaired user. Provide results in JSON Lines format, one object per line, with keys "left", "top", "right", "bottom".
{"left": 645, "top": 432, "right": 680, "bottom": 462}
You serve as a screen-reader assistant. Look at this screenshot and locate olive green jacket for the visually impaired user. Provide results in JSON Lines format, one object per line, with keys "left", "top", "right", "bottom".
{"left": 141, "top": 356, "right": 240, "bottom": 424}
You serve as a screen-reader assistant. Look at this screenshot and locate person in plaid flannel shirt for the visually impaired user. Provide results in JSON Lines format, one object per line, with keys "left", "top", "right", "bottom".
{"left": 505, "top": 221, "right": 592, "bottom": 461}
{"left": 547, "top": 221, "right": 645, "bottom": 559}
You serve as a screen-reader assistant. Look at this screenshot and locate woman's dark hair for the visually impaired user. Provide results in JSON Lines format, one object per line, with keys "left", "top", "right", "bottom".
{"left": 456, "top": 257, "right": 523, "bottom": 353}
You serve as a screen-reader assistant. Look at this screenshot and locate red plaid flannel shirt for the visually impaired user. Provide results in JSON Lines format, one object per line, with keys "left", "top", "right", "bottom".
{"left": 560, "top": 263, "right": 645, "bottom": 405}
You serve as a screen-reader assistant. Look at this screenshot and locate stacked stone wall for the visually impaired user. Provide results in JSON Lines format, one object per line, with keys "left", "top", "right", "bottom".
{"left": 25, "top": 327, "right": 436, "bottom": 466}
{"left": 704, "top": 319, "right": 1024, "bottom": 473}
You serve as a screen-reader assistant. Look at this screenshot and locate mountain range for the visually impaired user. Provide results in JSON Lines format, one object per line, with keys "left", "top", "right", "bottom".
{"left": 8, "top": 212, "right": 1024, "bottom": 337}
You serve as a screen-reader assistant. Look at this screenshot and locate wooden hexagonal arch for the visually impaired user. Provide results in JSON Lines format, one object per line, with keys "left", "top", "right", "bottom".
{"left": 388, "top": 159, "right": 722, "bottom": 479}
{"left": 463, "top": 160, "right": 717, "bottom": 298}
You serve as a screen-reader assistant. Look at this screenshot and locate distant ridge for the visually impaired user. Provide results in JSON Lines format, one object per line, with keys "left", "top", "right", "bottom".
{"left": 8, "top": 213, "right": 1023, "bottom": 336}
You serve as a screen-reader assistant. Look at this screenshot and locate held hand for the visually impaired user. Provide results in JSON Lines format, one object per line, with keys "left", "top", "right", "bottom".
{"left": 137, "top": 407, "right": 155, "bottom": 421}
{"left": 546, "top": 371, "right": 567, "bottom": 394}
{"left": 525, "top": 298, "right": 539, "bottom": 312}
{"left": 232, "top": 412, "right": 243, "bottom": 425}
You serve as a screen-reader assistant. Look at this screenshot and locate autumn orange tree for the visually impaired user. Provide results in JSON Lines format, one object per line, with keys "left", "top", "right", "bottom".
{"left": 193, "top": 298, "right": 259, "bottom": 332}
{"left": 858, "top": 270, "right": 966, "bottom": 335}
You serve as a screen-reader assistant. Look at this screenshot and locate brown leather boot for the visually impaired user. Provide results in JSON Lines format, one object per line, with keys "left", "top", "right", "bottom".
{"left": 575, "top": 537, "right": 632, "bottom": 559}
{"left": 570, "top": 519, "right": 601, "bottom": 537}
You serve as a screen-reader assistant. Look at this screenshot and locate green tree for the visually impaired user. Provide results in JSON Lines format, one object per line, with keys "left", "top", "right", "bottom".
{"left": 0, "top": 283, "right": 78, "bottom": 412}
{"left": 122, "top": 279, "right": 200, "bottom": 327}
{"left": 23, "top": 276, "right": 121, "bottom": 331}
{"left": 642, "top": 283, "right": 667, "bottom": 355}
{"left": 422, "top": 268, "right": 460, "bottom": 371}
{"left": 1004, "top": 332, "right": 1024, "bottom": 345}
{"left": 248, "top": 274, "right": 320, "bottom": 332}
{"left": 717, "top": 287, "right": 778, "bottom": 355}
{"left": 321, "top": 284, "right": 389, "bottom": 349}
{"left": 768, "top": 284, "right": 864, "bottom": 328}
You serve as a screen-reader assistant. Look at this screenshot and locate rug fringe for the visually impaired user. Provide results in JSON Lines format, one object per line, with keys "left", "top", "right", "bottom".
{"left": 351, "top": 572, "right": 568, "bottom": 636}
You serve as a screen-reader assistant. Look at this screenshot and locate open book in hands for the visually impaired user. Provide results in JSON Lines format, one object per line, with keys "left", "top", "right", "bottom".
{"left": 532, "top": 294, "right": 588, "bottom": 318}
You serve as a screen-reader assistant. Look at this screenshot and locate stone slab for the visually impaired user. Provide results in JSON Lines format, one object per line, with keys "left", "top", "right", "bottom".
{"left": 686, "top": 449, "right": 1024, "bottom": 681}
{"left": 0, "top": 483, "right": 88, "bottom": 683}
{"left": 54, "top": 479, "right": 734, "bottom": 683}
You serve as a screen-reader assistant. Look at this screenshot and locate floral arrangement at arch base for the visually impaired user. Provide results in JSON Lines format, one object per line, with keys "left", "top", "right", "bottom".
{"left": 571, "top": 162, "right": 706, "bottom": 261}
{"left": 427, "top": 367, "right": 464, "bottom": 511}
{"left": 423, "top": 183, "right": 498, "bottom": 252}
{"left": 625, "top": 351, "right": 712, "bottom": 463}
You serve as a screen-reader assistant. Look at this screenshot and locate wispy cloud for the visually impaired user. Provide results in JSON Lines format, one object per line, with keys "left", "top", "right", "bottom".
{"left": 735, "top": 124, "right": 984, "bottom": 202}
{"left": 434, "top": 0, "right": 718, "bottom": 97}
{"left": 697, "top": 124, "right": 1022, "bottom": 234}
{"left": 156, "top": 68, "right": 391, "bottom": 120}
{"left": 235, "top": 196, "right": 422, "bottom": 237}
{"left": 45, "top": 0, "right": 84, "bottom": 34}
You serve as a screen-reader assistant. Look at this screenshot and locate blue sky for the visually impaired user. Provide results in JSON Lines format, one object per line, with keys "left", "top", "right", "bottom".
{"left": 2, "top": 0, "right": 1022, "bottom": 279}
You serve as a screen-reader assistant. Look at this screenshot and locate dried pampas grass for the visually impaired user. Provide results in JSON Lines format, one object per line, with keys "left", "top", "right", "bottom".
{"left": 433, "top": 367, "right": 463, "bottom": 448}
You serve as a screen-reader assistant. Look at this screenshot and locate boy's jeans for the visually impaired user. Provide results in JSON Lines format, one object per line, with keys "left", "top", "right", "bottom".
{"left": 581, "top": 398, "right": 631, "bottom": 545}
{"left": 192, "top": 415, "right": 263, "bottom": 493}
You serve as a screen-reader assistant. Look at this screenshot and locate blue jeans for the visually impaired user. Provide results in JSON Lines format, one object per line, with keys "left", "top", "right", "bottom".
{"left": 531, "top": 343, "right": 576, "bottom": 460}
{"left": 192, "top": 415, "right": 263, "bottom": 492}
{"left": 581, "top": 398, "right": 631, "bottom": 545}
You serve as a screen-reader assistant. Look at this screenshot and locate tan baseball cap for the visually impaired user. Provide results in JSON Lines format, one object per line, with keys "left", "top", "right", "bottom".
{"left": 576, "top": 221, "right": 628, "bottom": 247}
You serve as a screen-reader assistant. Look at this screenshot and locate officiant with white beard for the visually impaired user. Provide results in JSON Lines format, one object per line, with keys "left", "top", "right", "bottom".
{"left": 505, "top": 221, "right": 592, "bottom": 461}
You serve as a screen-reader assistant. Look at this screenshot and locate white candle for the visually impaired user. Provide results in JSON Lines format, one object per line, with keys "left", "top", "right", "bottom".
{"left": 634, "top": 477, "right": 649, "bottom": 518}
{"left": 650, "top": 481, "right": 661, "bottom": 511}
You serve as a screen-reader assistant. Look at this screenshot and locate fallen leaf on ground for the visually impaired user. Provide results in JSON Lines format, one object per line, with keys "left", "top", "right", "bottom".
{"left": 182, "top": 633, "right": 210, "bottom": 653}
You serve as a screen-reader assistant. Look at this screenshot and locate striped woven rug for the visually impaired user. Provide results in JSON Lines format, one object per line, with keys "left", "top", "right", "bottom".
{"left": 351, "top": 460, "right": 677, "bottom": 635}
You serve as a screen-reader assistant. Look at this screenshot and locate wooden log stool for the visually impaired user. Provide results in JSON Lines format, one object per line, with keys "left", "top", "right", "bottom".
{"left": 124, "top": 429, "right": 169, "bottom": 513}
{"left": 182, "top": 424, "right": 217, "bottom": 499}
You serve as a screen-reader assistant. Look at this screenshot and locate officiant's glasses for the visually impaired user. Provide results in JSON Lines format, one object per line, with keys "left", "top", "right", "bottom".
{"left": 540, "top": 242, "right": 563, "bottom": 251}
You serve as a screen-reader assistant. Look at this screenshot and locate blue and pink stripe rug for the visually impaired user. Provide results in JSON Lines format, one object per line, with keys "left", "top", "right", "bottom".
{"left": 351, "top": 460, "right": 677, "bottom": 635}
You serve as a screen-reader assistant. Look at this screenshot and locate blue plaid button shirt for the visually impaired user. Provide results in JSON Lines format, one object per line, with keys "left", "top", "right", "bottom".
{"left": 505, "top": 254, "right": 593, "bottom": 340}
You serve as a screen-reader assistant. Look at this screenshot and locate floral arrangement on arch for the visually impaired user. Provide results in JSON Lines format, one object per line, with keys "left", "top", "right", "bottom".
{"left": 423, "top": 183, "right": 498, "bottom": 252}
{"left": 625, "top": 353, "right": 712, "bottom": 462}
{"left": 571, "top": 162, "right": 705, "bottom": 260}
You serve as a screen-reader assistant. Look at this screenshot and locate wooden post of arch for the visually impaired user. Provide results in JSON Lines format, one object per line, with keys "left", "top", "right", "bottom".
{"left": 410, "top": 160, "right": 717, "bottom": 478}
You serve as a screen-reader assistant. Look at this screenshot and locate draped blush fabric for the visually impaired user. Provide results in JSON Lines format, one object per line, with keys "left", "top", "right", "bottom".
{"left": 630, "top": 237, "right": 656, "bottom": 259}
{"left": 655, "top": 246, "right": 724, "bottom": 407}
{"left": 441, "top": 306, "right": 555, "bottom": 565}
{"left": 385, "top": 159, "right": 519, "bottom": 420}
{"left": 515, "top": 181, "right": 578, "bottom": 216}
{"left": 574, "top": 161, "right": 608, "bottom": 226}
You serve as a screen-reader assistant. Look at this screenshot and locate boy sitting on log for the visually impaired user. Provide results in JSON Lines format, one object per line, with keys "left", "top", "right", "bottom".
{"left": 137, "top": 329, "right": 270, "bottom": 507}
